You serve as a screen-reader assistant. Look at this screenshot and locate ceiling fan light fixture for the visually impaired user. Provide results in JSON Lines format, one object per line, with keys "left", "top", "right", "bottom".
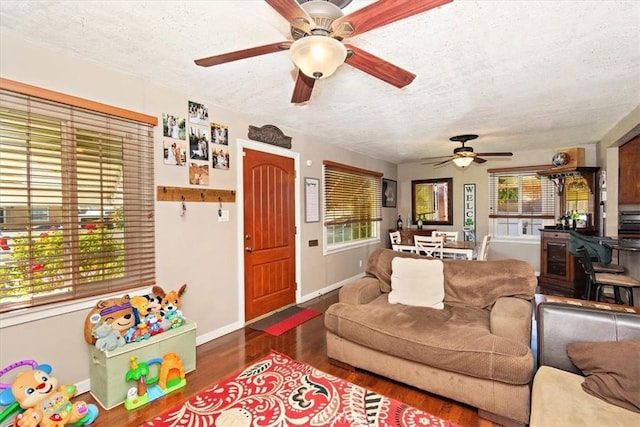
{"left": 452, "top": 156, "right": 474, "bottom": 168}
{"left": 290, "top": 35, "right": 346, "bottom": 80}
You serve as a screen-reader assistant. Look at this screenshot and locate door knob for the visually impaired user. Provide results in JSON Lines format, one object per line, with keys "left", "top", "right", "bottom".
{"left": 245, "top": 246, "right": 253, "bottom": 253}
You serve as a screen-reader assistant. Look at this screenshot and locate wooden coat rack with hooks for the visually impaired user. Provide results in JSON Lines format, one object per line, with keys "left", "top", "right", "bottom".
{"left": 156, "top": 186, "right": 236, "bottom": 203}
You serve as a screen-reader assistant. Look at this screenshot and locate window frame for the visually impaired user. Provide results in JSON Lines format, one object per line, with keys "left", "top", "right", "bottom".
{"left": 322, "top": 161, "right": 383, "bottom": 254}
{"left": 488, "top": 165, "right": 557, "bottom": 241}
{"left": 0, "top": 78, "right": 157, "bottom": 315}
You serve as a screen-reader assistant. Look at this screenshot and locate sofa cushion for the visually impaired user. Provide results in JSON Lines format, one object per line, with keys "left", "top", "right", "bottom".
{"left": 389, "top": 258, "right": 444, "bottom": 309}
{"left": 530, "top": 366, "right": 640, "bottom": 427}
{"left": 366, "top": 248, "right": 423, "bottom": 293}
{"left": 365, "top": 248, "right": 536, "bottom": 308}
{"left": 324, "top": 295, "right": 533, "bottom": 384}
{"left": 567, "top": 339, "right": 640, "bottom": 413}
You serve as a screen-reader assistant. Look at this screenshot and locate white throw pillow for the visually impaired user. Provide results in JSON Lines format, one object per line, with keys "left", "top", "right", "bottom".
{"left": 389, "top": 257, "right": 445, "bottom": 309}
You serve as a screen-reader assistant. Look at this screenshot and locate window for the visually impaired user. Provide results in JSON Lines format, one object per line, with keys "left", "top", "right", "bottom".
{"left": 0, "top": 81, "right": 156, "bottom": 313}
{"left": 488, "top": 166, "right": 556, "bottom": 239}
{"left": 323, "top": 161, "right": 382, "bottom": 251}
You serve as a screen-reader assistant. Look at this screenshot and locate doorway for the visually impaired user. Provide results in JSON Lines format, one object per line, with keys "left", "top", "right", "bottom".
{"left": 241, "top": 144, "right": 299, "bottom": 321}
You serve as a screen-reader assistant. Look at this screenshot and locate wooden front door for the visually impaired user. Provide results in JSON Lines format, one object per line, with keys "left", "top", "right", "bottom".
{"left": 243, "top": 148, "right": 296, "bottom": 321}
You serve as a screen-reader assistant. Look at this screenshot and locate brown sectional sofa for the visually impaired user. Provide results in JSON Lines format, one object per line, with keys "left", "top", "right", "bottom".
{"left": 531, "top": 301, "right": 640, "bottom": 426}
{"left": 325, "top": 248, "right": 537, "bottom": 426}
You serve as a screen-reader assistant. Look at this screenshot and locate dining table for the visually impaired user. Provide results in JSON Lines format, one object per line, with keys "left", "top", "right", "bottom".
{"left": 395, "top": 236, "right": 476, "bottom": 260}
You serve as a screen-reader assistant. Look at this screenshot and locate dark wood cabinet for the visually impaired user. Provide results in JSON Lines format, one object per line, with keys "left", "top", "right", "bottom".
{"left": 619, "top": 135, "right": 640, "bottom": 204}
{"left": 539, "top": 229, "right": 587, "bottom": 298}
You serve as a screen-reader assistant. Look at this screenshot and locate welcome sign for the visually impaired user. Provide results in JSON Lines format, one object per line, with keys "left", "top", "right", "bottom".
{"left": 464, "top": 184, "right": 476, "bottom": 242}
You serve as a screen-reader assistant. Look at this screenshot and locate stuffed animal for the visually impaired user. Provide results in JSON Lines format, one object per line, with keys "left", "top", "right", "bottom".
{"left": 91, "top": 321, "right": 125, "bottom": 352}
{"left": 153, "top": 284, "right": 187, "bottom": 330}
{"left": 130, "top": 295, "right": 152, "bottom": 324}
{"left": 83, "top": 295, "right": 135, "bottom": 345}
{"left": 11, "top": 369, "right": 98, "bottom": 427}
{"left": 152, "top": 284, "right": 187, "bottom": 316}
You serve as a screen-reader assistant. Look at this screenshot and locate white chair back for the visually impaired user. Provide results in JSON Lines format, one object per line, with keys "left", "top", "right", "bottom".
{"left": 477, "top": 234, "right": 492, "bottom": 260}
{"left": 414, "top": 235, "right": 444, "bottom": 258}
{"left": 390, "top": 231, "right": 416, "bottom": 253}
{"left": 389, "top": 231, "right": 401, "bottom": 245}
{"left": 433, "top": 231, "right": 459, "bottom": 242}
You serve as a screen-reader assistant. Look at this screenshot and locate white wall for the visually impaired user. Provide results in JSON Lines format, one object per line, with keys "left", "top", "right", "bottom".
{"left": 398, "top": 145, "right": 599, "bottom": 272}
{"left": 0, "top": 32, "right": 396, "bottom": 389}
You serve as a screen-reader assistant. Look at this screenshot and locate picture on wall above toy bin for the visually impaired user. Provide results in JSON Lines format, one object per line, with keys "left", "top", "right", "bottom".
{"left": 84, "top": 284, "right": 188, "bottom": 351}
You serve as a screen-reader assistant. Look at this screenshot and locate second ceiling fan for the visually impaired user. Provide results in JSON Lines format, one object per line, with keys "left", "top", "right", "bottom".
{"left": 194, "top": 0, "right": 452, "bottom": 103}
{"left": 422, "top": 134, "right": 514, "bottom": 168}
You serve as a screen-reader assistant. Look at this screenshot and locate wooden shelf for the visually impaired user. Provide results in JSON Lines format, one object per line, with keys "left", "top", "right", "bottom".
{"left": 156, "top": 186, "right": 236, "bottom": 203}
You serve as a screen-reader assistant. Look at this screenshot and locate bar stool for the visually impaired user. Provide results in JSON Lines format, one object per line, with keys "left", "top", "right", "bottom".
{"left": 576, "top": 246, "right": 640, "bottom": 305}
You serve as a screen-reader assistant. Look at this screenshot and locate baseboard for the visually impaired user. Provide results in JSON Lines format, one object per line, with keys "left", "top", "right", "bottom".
{"left": 299, "top": 273, "right": 364, "bottom": 304}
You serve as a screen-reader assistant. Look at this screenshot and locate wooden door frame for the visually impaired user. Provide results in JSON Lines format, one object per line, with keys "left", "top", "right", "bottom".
{"left": 236, "top": 138, "right": 301, "bottom": 324}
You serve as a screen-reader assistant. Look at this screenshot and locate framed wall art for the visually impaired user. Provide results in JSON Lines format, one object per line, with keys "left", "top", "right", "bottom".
{"left": 305, "top": 177, "right": 320, "bottom": 223}
{"left": 382, "top": 178, "right": 397, "bottom": 208}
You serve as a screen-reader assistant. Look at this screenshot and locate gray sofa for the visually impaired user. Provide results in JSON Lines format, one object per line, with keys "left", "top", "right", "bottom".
{"left": 324, "top": 248, "right": 537, "bottom": 426}
{"left": 531, "top": 301, "right": 640, "bottom": 426}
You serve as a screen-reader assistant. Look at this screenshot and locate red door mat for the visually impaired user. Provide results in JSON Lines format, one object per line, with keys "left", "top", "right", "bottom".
{"left": 248, "top": 306, "right": 322, "bottom": 336}
{"left": 144, "top": 350, "right": 457, "bottom": 427}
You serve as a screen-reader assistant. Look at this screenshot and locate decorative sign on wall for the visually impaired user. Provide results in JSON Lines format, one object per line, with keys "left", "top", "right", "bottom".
{"left": 248, "top": 124, "right": 292, "bottom": 149}
{"left": 463, "top": 183, "right": 476, "bottom": 242}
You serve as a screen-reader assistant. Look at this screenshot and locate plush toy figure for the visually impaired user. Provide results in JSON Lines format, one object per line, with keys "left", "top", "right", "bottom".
{"left": 92, "top": 321, "right": 125, "bottom": 352}
{"left": 11, "top": 369, "right": 98, "bottom": 427}
{"left": 152, "top": 284, "right": 187, "bottom": 330}
{"left": 130, "top": 296, "right": 152, "bottom": 324}
{"left": 152, "top": 284, "right": 187, "bottom": 316}
{"left": 83, "top": 295, "right": 135, "bottom": 345}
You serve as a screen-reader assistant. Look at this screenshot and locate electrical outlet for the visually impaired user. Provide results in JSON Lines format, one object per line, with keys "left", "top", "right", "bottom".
{"left": 359, "top": 259, "right": 363, "bottom": 267}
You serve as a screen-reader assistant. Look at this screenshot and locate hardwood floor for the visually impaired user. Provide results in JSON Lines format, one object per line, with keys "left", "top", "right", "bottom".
{"left": 78, "top": 290, "right": 501, "bottom": 426}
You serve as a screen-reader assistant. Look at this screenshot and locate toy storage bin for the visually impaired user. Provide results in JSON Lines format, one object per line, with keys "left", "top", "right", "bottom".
{"left": 89, "top": 318, "right": 196, "bottom": 409}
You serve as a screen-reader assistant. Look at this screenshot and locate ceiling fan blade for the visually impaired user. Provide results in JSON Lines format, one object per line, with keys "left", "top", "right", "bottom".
{"left": 265, "top": 0, "right": 315, "bottom": 30}
{"left": 291, "top": 70, "right": 316, "bottom": 104}
{"left": 473, "top": 157, "right": 488, "bottom": 164}
{"left": 332, "top": 0, "right": 452, "bottom": 38}
{"left": 195, "top": 42, "right": 291, "bottom": 67}
{"left": 344, "top": 44, "right": 415, "bottom": 88}
{"left": 475, "top": 152, "right": 514, "bottom": 157}
{"left": 433, "top": 159, "right": 453, "bottom": 167}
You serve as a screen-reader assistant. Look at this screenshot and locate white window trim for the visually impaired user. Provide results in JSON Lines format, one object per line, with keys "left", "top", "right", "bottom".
{"left": 0, "top": 286, "right": 153, "bottom": 328}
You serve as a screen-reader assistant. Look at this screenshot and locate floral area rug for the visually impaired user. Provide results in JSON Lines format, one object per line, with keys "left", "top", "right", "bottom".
{"left": 144, "top": 350, "right": 456, "bottom": 427}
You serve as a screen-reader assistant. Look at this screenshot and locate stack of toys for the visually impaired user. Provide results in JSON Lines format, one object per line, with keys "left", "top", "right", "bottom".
{"left": 83, "top": 284, "right": 187, "bottom": 352}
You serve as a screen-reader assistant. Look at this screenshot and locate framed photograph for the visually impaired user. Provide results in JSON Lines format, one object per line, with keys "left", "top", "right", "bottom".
{"left": 304, "top": 177, "right": 320, "bottom": 223}
{"left": 382, "top": 178, "right": 397, "bottom": 208}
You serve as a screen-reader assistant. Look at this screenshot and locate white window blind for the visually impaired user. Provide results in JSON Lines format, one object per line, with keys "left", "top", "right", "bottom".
{"left": 488, "top": 166, "right": 556, "bottom": 237}
{"left": 323, "top": 161, "right": 382, "bottom": 247}
{"left": 0, "top": 85, "right": 156, "bottom": 312}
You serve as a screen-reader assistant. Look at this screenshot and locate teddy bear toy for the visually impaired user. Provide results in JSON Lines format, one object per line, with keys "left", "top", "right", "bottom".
{"left": 92, "top": 321, "right": 125, "bottom": 352}
{"left": 11, "top": 368, "right": 98, "bottom": 427}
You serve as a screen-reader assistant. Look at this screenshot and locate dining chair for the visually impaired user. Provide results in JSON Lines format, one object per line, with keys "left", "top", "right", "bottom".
{"left": 476, "top": 234, "right": 492, "bottom": 261}
{"left": 432, "top": 231, "right": 459, "bottom": 242}
{"left": 414, "top": 235, "right": 444, "bottom": 258}
{"left": 575, "top": 246, "right": 640, "bottom": 305}
{"left": 390, "top": 231, "right": 415, "bottom": 253}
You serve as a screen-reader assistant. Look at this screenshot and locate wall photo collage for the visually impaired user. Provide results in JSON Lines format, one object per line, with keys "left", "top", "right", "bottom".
{"left": 162, "top": 101, "right": 230, "bottom": 186}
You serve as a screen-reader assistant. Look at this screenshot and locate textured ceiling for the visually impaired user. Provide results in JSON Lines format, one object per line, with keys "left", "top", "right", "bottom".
{"left": 1, "top": 0, "right": 639, "bottom": 164}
